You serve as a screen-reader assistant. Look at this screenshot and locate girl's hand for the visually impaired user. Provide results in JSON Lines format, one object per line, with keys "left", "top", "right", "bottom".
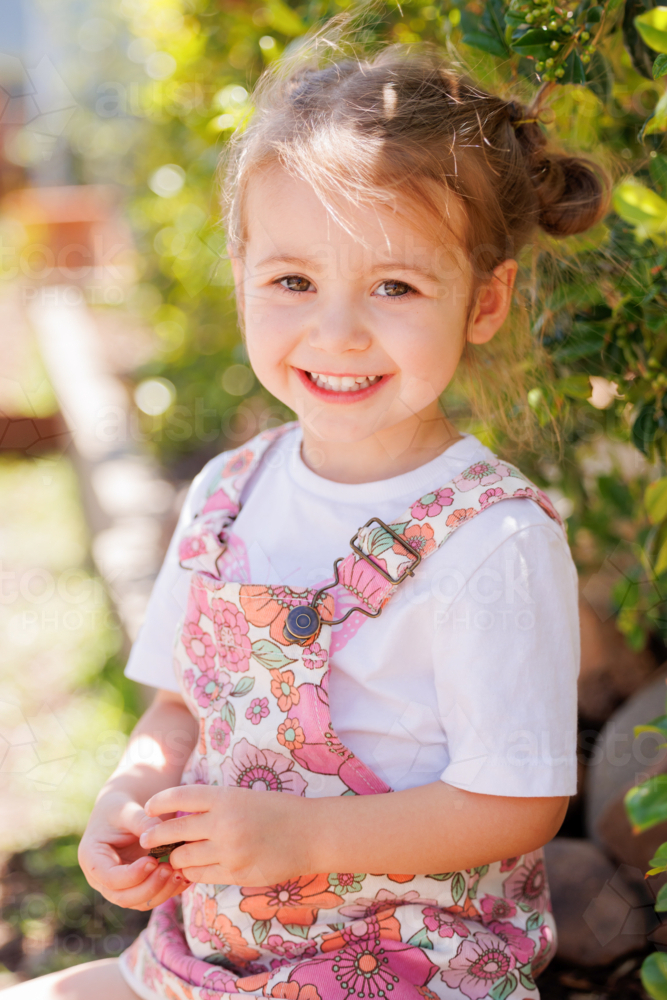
{"left": 142, "top": 785, "right": 308, "bottom": 886}
{"left": 79, "top": 792, "right": 189, "bottom": 910}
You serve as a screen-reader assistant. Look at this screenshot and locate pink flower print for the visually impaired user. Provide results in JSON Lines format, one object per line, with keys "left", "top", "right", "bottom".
{"left": 265, "top": 934, "right": 318, "bottom": 962}
{"left": 241, "top": 586, "right": 334, "bottom": 646}
{"left": 183, "top": 755, "right": 209, "bottom": 785}
{"left": 479, "top": 895, "right": 516, "bottom": 924}
{"left": 212, "top": 598, "right": 251, "bottom": 672}
{"left": 479, "top": 487, "right": 505, "bottom": 507}
{"left": 454, "top": 460, "right": 510, "bottom": 492}
{"left": 440, "top": 931, "right": 515, "bottom": 1000}
{"left": 422, "top": 906, "right": 470, "bottom": 939}
{"left": 328, "top": 872, "right": 366, "bottom": 895}
{"left": 268, "top": 984, "right": 322, "bottom": 1000}
{"left": 512, "top": 486, "right": 537, "bottom": 501}
{"left": 503, "top": 851, "right": 548, "bottom": 912}
{"left": 338, "top": 555, "right": 390, "bottom": 612}
{"left": 290, "top": 921, "right": 438, "bottom": 999}
{"left": 301, "top": 642, "right": 327, "bottom": 670}
{"left": 221, "top": 737, "right": 307, "bottom": 795}
{"left": 339, "top": 889, "right": 438, "bottom": 921}
{"left": 246, "top": 697, "right": 269, "bottom": 725}
{"left": 201, "top": 485, "right": 237, "bottom": 516}
{"left": 201, "top": 968, "right": 240, "bottom": 998}
{"left": 209, "top": 716, "right": 232, "bottom": 755}
{"left": 178, "top": 533, "right": 208, "bottom": 562}
{"left": 290, "top": 674, "right": 390, "bottom": 795}
{"left": 182, "top": 667, "right": 195, "bottom": 695}
{"left": 182, "top": 621, "right": 217, "bottom": 672}
{"left": 537, "top": 488, "right": 562, "bottom": 524}
{"left": 445, "top": 507, "right": 476, "bottom": 528}
{"left": 486, "top": 920, "right": 535, "bottom": 965}
{"left": 193, "top": 668, "right": 233, "bottom": 711}
{"left": 411, "top": 487, "right": 455, "bottom": 520}
{"left": 532, "top": 923, "right": 554, "bottom": 976}
{"left": 499, "top": 857, "right": 518, "bottom": 873}
{"left": 222, "top": 447, "right": 253, "bottom": 480}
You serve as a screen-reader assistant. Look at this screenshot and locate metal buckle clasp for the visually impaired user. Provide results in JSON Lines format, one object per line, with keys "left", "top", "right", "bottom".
{"left": 349, "top": 517, "right": 422, "bottom": 585}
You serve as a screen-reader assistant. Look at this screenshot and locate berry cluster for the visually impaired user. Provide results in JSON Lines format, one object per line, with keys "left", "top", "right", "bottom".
{"left": 506, "top": 0, "right": 603, "bottom": 81}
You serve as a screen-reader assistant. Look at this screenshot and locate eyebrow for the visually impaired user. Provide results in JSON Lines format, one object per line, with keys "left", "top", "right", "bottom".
{"left": 255, "top": 253, "right": 441, "bottom": 282}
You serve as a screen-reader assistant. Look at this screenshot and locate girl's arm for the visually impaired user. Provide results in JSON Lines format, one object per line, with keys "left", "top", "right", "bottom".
{"left": 140, "top": 780, "right": 567, "bottom": 885}
{"left": 78, "top": 689, "right": 198, "bottom": 910}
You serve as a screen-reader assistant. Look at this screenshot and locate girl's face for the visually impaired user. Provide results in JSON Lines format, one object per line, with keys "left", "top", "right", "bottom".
{"left": 232, "top": 168, "right": 515, "bottom": 467}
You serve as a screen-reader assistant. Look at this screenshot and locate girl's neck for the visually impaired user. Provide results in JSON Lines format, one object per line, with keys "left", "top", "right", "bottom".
{"left": 300, "top": 406, "right": 462, "bottom": 484}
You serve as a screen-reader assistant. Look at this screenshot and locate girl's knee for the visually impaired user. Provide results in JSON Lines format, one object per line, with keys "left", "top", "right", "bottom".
{"left": 1, "top": 959, "right": 142, "bottom": 1000}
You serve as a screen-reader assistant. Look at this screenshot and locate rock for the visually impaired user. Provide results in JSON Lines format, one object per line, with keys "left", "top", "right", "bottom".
{"left": 544, "top": 837, "right": 659, "bottom": 966}
{"left": 578, "top": 599, "right": 659, "bottom": 724}
{"left": 585, "top": 668, "right": 667, "bottom": 849}
{"left": 597, "top": 791, "right": 667, "bottom": 875}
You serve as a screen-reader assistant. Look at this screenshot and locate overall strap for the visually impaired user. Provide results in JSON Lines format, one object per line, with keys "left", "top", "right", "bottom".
{"left": 178, "top": 422, "right": 297, "bottom": 576}
{"left": 336, "top": 456, "right": 564, "bottom": 615}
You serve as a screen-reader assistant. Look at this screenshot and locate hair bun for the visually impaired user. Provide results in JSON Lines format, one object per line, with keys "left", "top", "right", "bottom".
{"left": 510, "top": 113, "right": 607, "bottom": 237}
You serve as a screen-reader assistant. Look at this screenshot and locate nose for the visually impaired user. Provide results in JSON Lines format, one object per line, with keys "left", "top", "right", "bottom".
{"left": 306, "top": 299, "right": 372, "bottom": 356}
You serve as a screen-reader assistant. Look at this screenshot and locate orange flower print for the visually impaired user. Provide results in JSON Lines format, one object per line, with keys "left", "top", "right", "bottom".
{"left": 445, "top": 507, "right": 476, "bottom": 528}
{"left": 240, "top": 586, "right": 333, "bottom": 645}
{"left": 277, "top": 718, "right": 305, "bottom": 750}
{"left": 240, "top": 874, "right": 340, "bottom": 928}
{"left": 269, "top": 984, "right": 322, "bottom": 1000}
{"left": 270, "top": 669, "right": 300, "bottom": 712}
{"left": 393, "top": 523, "right": 436, "bottom": 559}
{"left": 189, "top": 894, "right": 260, "bottom": 965}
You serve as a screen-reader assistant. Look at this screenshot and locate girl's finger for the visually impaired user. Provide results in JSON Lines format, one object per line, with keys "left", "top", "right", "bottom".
{"left": 169, "top": 839, "right": 216, "bottom": 871}
{"left": 180, "top": 864, "right": 221, "bottom": 884}
{"left": 139, "top": 812, "right": 208, "bottom": 853}
{"left": 146, "top": 784, "right": 216, "bottom": 817}
{"left": 91, "top": 853, "right": 159, "bottom": 892}
{"left": 112, "top": 863, "right": 180, "bottom": 908}
{"left": 134, "top": 871, "right": 190, "bottom": 910}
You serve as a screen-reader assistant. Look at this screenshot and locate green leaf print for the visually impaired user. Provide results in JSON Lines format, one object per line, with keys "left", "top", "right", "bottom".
{"left": 252, "top": 919, "right": 271, "bottom": 944}
{"left": 489, "top": 973, "right": 517, "bottom": 1000}
{"left": 426, "top": 872, "right": 454, "bottom": 881}
{"left": 220, "top": 702, "right": 236, "bottom": 730}
{"left": 365, "top": 525, "right": 397, "bottom": 557}
{"left": 526, "top": 912, "right": 544, "bottom": 931}
{"left": 407, "top": 928, "right": 433, "bottom": 950}
{"left": 518, "top": 967, "right": 538, "bottom": 991}
{"left": 283, "top": 923, "right": 310, "bottom": 939}
{"left": 451, "top": 872, "right": 466, "bottom": 904}
{"left": 251, "top": 639, "right": 297, "bottom": 670}
{"left": 231, "top": 676, "right": 255, "bottom": 697}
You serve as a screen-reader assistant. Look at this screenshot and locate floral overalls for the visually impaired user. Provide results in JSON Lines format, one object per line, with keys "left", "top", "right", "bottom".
{"left": 121, "top": 425, "right": 563, "bottom": 1000}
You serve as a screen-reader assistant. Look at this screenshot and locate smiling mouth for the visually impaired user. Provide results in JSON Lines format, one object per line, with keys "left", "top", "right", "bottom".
{"left": 307, "top": 371, "right": 382, "bottom": 392}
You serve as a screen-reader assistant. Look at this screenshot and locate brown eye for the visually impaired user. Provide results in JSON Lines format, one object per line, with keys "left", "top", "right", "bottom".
{"left": 376, "top": 280, "right": 411, "bottom": 297}
{"left": 281, "top": 275, "right": 311, "bottom": 292}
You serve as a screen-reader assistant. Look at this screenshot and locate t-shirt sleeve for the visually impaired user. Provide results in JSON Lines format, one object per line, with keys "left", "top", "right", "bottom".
{"left": 433, "top": 518, "right": 580, "bottom": 797}
{"left": 123, "top": 457, "right": 224, "bottom": 692}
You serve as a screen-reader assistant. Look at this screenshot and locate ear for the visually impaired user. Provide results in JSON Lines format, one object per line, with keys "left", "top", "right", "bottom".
{"left": 467, "top": 259, "right": 518, "bottom": 345}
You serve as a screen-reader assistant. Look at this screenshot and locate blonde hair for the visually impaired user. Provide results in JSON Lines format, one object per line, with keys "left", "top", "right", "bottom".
{"left": 221, "top": 41, "right": 608, "bottom": 451}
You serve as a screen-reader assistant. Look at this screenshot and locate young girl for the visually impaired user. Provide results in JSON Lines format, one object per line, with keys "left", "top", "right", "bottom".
{"left": 10, "top": 46, "right": 605, "bottom": 1000}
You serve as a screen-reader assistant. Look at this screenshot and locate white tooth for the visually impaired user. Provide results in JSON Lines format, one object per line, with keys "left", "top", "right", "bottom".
{"left": 341, "top": 376, "right": 356, "bottom": 388}
{"left": 354, "top": 376, "right": 366, "bottom": 383}
{"left": 328, "top": 376, "right": 342, "bottom": 390}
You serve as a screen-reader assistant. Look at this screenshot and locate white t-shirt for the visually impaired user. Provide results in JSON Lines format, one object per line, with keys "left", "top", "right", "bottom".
{"left": 125, "top": 427, "right": 579, "bottom": 797}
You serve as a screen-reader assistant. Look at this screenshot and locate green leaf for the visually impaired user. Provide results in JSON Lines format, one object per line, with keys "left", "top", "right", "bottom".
{"left": 635, "top": 714, "right": 667, "bottom": 742}
{"left": 643, "top": 91, "right": 667, "bottom": 135}
{"left": 265, "top": 0, "right": 306, "bottom": 37}
{"left": 558, "top": 374, "right": 592, "bottom": 399}
{"left": 252, "top": 919, "right": 271, "bottom": 944}
{"left": 283, "top": 923, "right": 310, "bottom": 939}
{"left": 451, "top": 871, "right": 466, "bottom": 904}
{"left": 656, "top": 883, "right": 667, "bottom": 910}
{"left": 642, "top": 950, "right": 667, "bottom": 999}
{"left": 220, "top": 702, "right": 236, "bottom": 731}
{"left": 462, "top": 30, "right": 508, "bottom": 57}
{"left": 231, "top": 676, "right": 255, "bottom": 697}
{"left": 636, "top": 7, "right": 667, "bottom": 54}
{"left": 526, "top": 911, "right": 544, "bottom": 930}
{"left": 407, "top": 927, "right": 433, "bottom": 949}
{"left": 633, "top": 403, "right": 661, "bottom": 455}
{"left": 646, "top": 478, "right": 667, "bottom": 525}
{"left": 625, "top": 774, "right": 667, "bottom": 832}
{"left": 625, "top": 0, "right": 659, "bottom": 78}
{"left": 519, "top": 968, "right": 538, "bottom": 991}
{"left": 427, "top": 872, "right": 454, "bottom": 880}
{"left": 654, "top": 53, "right": 667, "bottom": 76}
{"left": 613, "top": 180, "right": 667, "bottom": 234}
{"left": 511, "top": 28, "right": 560, "bottom": 57}
{"left": 655, "top": 534, "right": 667, "bottom": 576}
{"left": 366, "top": 525, "right": 397, "bottom": 557}
{"left": 250, "top": 639, "right": 297, "bottom": 670}
{"left": 650, "top": 153, "right": 667, "bottom": 194}
{"left": 490, "top": 974, "right": 518, "bottom": 1000}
